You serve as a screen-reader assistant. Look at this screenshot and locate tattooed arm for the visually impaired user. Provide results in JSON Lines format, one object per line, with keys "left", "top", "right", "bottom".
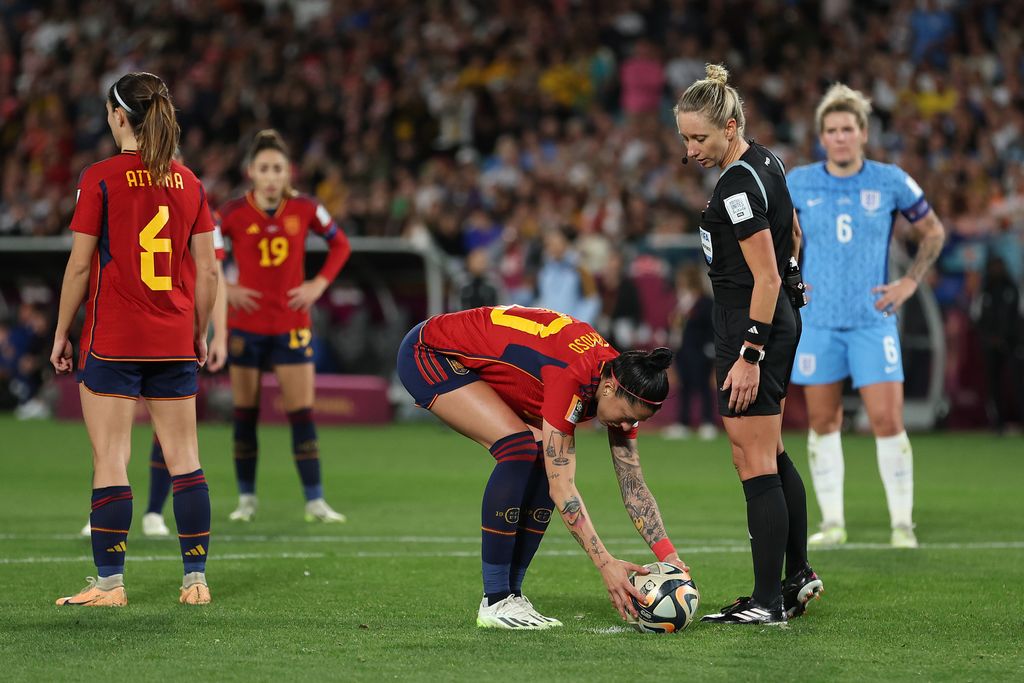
{"left": 608, "top": 428, "right": 689, "bottom": 574}
{"left": 873, "top": 209, "right": 947, "bottom": 312}
{"left": 541, "top": 419, "right": 648, "bottom": 619}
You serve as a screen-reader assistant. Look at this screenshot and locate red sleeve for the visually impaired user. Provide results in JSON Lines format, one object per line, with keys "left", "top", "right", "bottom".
{"left": 69, "top": 167, "right": 103, "bottom": 236}
{"left": 192, "top": 184, "right": 215, "bottom": 236}
{"left": 541, "top": 366, "right": 585, "bottom": 434}
{"left": 315, "top": 205, "right": 351, "bottom": 282}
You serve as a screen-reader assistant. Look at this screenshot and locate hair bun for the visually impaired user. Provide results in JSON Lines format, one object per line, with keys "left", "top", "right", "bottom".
{"left": 704, "top": 63, "right": 729, "bottom": 85}
{"left": 646, "top": 347, "right": 674, "bottom": 372}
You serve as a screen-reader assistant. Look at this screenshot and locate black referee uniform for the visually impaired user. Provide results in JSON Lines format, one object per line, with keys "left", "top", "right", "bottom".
{"left": 698, "top": 140, "right": 799, "bottom": 417}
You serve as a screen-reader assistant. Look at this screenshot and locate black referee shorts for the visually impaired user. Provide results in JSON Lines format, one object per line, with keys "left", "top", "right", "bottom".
{"left": 713, "top": 293, "right": 801, "bottom": 417}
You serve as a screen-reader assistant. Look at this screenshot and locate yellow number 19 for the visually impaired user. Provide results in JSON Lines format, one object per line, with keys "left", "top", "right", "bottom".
{"left": 140, "top": 206, "right": 171, "bottom": 291}
{"left": 258, "top": 237, "right": 289, "bottom": 267}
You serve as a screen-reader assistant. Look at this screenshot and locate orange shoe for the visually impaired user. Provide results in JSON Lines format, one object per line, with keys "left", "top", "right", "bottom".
{"left": 179, "top": 572, "right": 211, "bottom": 605}
{"left": 56, "top": 577, "right": 127, "bottom": 607}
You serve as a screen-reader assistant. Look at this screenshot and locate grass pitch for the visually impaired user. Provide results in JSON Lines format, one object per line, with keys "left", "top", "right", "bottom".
{"left": 0, "top": 415, "right": 1022, "bottom": 681}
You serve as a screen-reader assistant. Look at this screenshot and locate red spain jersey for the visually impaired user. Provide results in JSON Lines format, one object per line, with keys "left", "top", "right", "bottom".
{"left": 219, "top": 192, "right": 351, "bottom": 334}
{"left": 71, "top": 151, "right": 215, "bottom": 364}
{"left": 420, "top": 305, "right": 634, "bottom": 436}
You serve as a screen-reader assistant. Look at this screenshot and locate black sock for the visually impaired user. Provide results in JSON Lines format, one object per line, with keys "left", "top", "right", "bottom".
{"left": 146, "top": 438, "right": 171, "bottom": 515}
{"left": 233, "top": 406, "right": 258, "bottom": 495}
{"left": 742, "top": 473, "right": 788, "bottom": 606}
{"left": 777, "top": 451, "right": 809, "bottom": 579}
{"left": 482, "top": 432, "right": 537, "bottom": 605}
{"left": 509, "top": 452, "right": 553, "bottom": 596}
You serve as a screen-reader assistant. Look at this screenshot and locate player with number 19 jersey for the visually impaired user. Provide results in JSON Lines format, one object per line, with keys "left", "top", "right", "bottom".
{"left": 218, "top": 192, "right": 351, "bottom": 335}
{"left": 412, "top": 305, "right": 632, "bottom": 436}
{"left": 71, "top": 150, "right": 214, "bottom": 366}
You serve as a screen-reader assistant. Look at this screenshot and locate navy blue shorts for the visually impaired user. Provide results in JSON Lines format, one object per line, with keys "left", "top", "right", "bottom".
{"left": 228, "top": 328, "right": 314, "bottom": 369}
{"left": 78, "top": 353, "right": 198, "bottom": 400}
{"left": 396, "top": 321, "right": 480, "bottom": 409}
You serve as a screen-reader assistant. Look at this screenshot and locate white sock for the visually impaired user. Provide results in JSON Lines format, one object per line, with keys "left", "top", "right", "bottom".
{"left": 807, "top": 429, "right": 845, "bottom": 528}
{"left": 876, "top": 431, "right": 913, "bottom": 528}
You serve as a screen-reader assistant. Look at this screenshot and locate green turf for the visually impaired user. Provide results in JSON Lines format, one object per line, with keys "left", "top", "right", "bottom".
{"left": 0, "top": 415, "right": 1022, "bottom": 681}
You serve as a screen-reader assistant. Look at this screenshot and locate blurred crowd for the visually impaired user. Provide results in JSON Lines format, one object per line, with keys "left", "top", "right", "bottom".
{"left": 0, "top": 0, "right": 1021, "bottom": 428}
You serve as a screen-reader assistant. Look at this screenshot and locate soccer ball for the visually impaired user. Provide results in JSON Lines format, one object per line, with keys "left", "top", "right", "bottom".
{"left": 626, "top": 561, "right": 700, "bottom": 633}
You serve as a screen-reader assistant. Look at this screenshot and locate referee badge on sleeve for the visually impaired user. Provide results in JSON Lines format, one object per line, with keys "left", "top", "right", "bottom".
{"left": 724, "top": 192, "right": 752, "bottom": 224}
{"left": 699, "top": 227, "right": 713, "bottom": 265}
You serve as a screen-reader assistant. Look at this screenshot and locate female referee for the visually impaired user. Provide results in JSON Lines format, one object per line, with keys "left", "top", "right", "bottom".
{"left": 51, "top": 72, "right": 218, "bottom": 606}
{"left": 674, "top": 64, "right": 823, "bottom": 625}
{"left": 218, "top": 130, "right": 351, "bottom": 524}
{"left": 398, "top": 305, "right": 690, "bottom": 629}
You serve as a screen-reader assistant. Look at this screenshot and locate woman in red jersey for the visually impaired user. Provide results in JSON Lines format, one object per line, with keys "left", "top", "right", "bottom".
{"left": 218, "top": 130, "right": 351, "bottom": 523}
{"left": 397, "top": 305, "right": 691, "bottom": 629}
{"left": 50, "top": 72, "right": 218, "bottom": 607}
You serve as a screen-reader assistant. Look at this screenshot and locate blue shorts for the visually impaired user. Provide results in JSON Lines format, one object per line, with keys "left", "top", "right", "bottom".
{"left": 396, "top": 321, "right": 480, "bottom": 409}
{"left": 78, "top": 354, "right": 198, "bottom": 400}
{"left": 791, "top": 319, "right": 904, "bottom": 389}
{"left": 228, "top": 328, "right": 314, "bottom": 369}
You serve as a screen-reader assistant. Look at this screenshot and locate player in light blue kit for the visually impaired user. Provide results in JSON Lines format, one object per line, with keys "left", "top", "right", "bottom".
{"left": 788, "top": 84, "right": 946, "bottom": 549}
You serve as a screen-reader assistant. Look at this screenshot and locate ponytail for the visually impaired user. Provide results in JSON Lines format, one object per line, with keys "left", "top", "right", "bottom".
{"left": 108, "top": 72, "right": 180, "bottom": 181}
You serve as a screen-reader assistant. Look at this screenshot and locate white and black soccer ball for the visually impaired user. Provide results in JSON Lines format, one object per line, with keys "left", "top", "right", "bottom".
{"left": 626, "top": 561, "right": 700, "bottom": 634}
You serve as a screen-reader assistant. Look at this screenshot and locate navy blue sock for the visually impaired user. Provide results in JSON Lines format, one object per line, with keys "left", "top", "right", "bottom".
{"left": 172, "top": 469, "right": 211, "bottom": 574}
{"left": 777, "top": 451, "right": 810, "bottom": 578}
{"left": 510, "top": 449, "right": 553, "bottom": 595}
{"left": 91, "top": 486, "right": 132, "bottom": 578}
{"left": 482, "top": 431, "right": 537, "bottom": 605}
{"left": 742, "top": 473, "right": 788, "bottom": 606}
{"left": 288, "top": 408, "right": 322, "bottom": 501}
{"left": 233, "top": 406, "right": 258, "bottom": 495}
{"left": 146, "top": 438, "right": 171, "bottom": 515}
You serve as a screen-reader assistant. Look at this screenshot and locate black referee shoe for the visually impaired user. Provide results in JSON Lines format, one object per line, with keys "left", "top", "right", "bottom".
{"left": 783, "top": 566, "right": 824, "bottom": 618}
{"left": 700, "top": 596, "right": 787, "bottom": 625}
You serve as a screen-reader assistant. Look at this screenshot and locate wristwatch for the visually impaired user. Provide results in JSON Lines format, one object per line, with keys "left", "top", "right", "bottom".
{"left": 740, "top": 344, "right": 765, "bottom": 365}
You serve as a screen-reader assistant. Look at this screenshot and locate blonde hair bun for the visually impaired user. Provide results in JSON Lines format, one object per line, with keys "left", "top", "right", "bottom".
{"left": 705, "top": 63, "right": 729, "bottom": 85}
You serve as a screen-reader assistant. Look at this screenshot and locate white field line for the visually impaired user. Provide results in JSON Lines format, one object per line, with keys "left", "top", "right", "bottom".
{"left": 0, "top": 537, "right": 1022, "bottom": 566}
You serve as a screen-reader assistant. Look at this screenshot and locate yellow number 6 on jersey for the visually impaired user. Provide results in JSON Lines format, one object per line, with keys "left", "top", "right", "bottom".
{"left": 140, "top": 206, "right": 171, "bottom": 291}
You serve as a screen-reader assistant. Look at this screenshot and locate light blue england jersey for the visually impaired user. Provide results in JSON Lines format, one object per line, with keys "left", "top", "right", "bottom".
{"left": 787, "top": 160, "right": 930, "bottom": 329}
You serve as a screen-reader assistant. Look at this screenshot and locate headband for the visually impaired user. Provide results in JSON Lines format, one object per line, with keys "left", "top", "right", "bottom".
{"left": 609, "top": 366, "right": 664, "bottom": 406}
{"left": 112, "top": 84, "right": 134, "bottom": 115}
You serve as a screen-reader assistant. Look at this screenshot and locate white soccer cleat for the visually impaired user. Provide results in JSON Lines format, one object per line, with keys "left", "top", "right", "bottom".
{"left": 80, "top": 520, "right": 91, "bottom": 537}
{"left": 696, "top": 423, "right": 718, "bottom": 441}
{"left": 661, "top": 424, "right": 691, "bottom": 440}
{"left": 476, "top": 595, "right": 546, "bottom": 630}
{"left": 808, "top": 524, "right": 847, "bottom": 548}
{"left": 304, "top": 498, "right": 347, "bottom": 523}
{"left": 229, "top": 494, "right": 258, "bottom": 522}
{"left": 513, "top": 595, "right": 562, "bottom": 628}
{"left": 142, "top": 512, "right": 171, "bottom": 537}
{"left": 891, "top": 525, "right": 918, "bottom": 549}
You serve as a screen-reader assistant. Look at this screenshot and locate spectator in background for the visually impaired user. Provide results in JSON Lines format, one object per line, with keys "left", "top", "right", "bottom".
{"left": 457, "top": 247, "right": 503, "bottom": 311}
{"left": 534, "top": 227, "right": 600, "bottom": 324}
{"left": 974, "top": 256, "right": 1023, "bottom": 433}
{"left": 596, "top": 250, "right": 642, "bottom": 350}
{"left": 664, "top": 263, "right": 716, "bottom": 441}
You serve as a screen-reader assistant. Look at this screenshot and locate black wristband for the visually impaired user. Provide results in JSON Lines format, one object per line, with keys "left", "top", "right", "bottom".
{"left": 744, "top": 319, "right": 773, "bottom": 346}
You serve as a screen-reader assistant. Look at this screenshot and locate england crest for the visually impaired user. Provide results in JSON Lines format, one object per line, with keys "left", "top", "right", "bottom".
{"left": 798, "top": 353, "right": 816, "bottom": 377}
{"left": 860, "top": 190, "right": 881, "bottom": 212}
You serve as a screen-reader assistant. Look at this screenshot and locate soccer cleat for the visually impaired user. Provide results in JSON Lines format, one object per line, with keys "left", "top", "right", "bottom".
{"left": 783, "top": 566, "right": 824, "bottom": 618}
{"left": 513, "top": 595, "right": 563, "bottom": 628}
{"left": 696, "top": 423, "right": 718, "bottom": 441}
{"left": 808, "top": 524, "right": 847, "bottom": 548}
{"left": 476, "top": 595, "right": 547, "bottom": 629}
{"left": 891, "top": 525, "right": 918, "bottom": 549}
{"left": 179, "top": 572, "right": 211, "bottom": 605}
{"left": 142, "top": 512, "right": 171, "bottom": 537}
{"left": 661, "top": 424, "right": 691, "bottom": 440}
{"left": 700, "top": 596, "right": 787, "bottom": 625}
{"left": 56, "top": 576, "right": 127, "bottom": 607}
{"left": 229, "top": 494, "right": 258, "bottom": 522}
{"left": 80, "top": 520, "right": 91, "bottom": 538}
{"left": 304, "top": 498, "right": 347, "bottom": 523}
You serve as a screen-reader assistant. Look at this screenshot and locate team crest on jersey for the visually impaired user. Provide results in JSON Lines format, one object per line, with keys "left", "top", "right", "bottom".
{"left": 860, "top": 190, "right": 881, "bottom": 212}
{"left": 284, "top": 215, "right": 301, "bottom": 235}
{"left": 445, "top": 356, "right": 470, "bottom": 375}
{"left": 798, "top": 353, "right": 816, "bottom": 377}
{"left": 699, "top": 227, "right": 713, "bottom": 265}
{"left": 564, "top": 395, "right": 585, "bottom": 424}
